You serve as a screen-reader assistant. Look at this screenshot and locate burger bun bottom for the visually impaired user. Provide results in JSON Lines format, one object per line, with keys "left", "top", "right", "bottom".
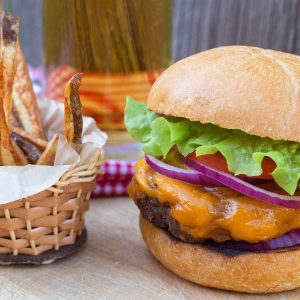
{"left": 140, "top": 215, "right": 300, "bottom": 293}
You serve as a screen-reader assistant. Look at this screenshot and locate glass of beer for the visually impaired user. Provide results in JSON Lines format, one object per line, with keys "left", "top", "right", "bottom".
{"left": 43, "top": 0, "right": 172, "bottom": 148}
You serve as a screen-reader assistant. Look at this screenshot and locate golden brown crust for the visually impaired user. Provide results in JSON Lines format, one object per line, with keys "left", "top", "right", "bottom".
{"left": 11, "top": 132, "right": 41, "bottom": 164}
{"left": 148, "top": 45, "right": 300, "bottom": 142}
{"left": 1, "top": 11, "right": 19, "bottom": 120}
{"left": 12, "top": 43, "right": 45, "bottom": 139}
{"left": 37, "top": 134, "right": 59, "bottom": 165}
{"left": 140, "top": 216, "right": 300, "bottom": 293}
{"left": 0, "top": 16, "right": 27, "bottom": 166}
{"left": 0, "top": 77, "right": 28, "bottom": 166}
{"left": 0, "top": 96, "right": 28, "bottom": 165}
{"left": 11, "top": 126, "right": 47, "bottom": 151}
{"left": 64, "top": 73, "right": 83, "bottom": 144}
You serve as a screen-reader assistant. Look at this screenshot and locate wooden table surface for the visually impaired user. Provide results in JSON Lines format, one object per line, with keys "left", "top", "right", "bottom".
{"left": 0, "top": 197, "right": 299, "bottom": 299}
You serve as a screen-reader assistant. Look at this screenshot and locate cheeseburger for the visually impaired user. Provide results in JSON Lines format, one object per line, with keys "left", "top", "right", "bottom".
{"left": 125, "top": 46, "right": 300, "bottom": 293}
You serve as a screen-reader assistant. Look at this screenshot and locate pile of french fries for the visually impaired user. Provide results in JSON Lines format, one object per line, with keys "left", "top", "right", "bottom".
{"left": 1, "top": 12, "right": 83, "bottom": 166}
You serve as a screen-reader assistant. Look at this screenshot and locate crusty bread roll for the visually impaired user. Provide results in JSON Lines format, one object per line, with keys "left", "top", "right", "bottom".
{"left": 140, "top": 216, "right": 300, "bottom": 293}
{"left": 147, "top": 45, "right": 300, "bottom": 142}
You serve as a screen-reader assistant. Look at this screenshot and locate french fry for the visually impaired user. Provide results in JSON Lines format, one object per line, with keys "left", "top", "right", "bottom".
{"left": 37, "top": 134, "right": 59, "bottom": 165}
{"left": 11, "top": 126, "right": 47, "bottom": 151}
{"left": 1, "top": 12, "right": 19, "bottom": 120}
{"left": 0, "top": 105, "right": 28, "bottom": 164}
{"left": 0, "top": 66, "right": 27, "bottom": 165}
{"left": 0, "top": 13, "right": 27, "bottom": 166}
{"left": 64, "top": 73, "right": 83, "bottom": 144}
{"left": 0, "top": 13, "right": 86, "bottom": 166}
{"left": 11, "top": 132, "right": 41, "bottom": 164}
{"left": 12, "top": 43, "right": 45, "bottom": 139}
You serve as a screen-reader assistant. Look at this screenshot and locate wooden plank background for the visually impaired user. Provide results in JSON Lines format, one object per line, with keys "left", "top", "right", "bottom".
{"left": 5, "top": 0, "right": 300, "bottom": 66}
{"left": 173, "top": 0, "right": 300, "bottom": 60}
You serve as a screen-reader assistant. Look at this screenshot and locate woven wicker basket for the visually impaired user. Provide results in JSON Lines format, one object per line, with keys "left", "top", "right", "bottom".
{"left": 0, "top": 148, "right": 104, "bottom": 264}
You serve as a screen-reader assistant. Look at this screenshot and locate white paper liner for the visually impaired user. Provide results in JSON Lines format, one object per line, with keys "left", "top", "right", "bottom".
{"left": 0, "top": 96, "right": 107, "bottom": 204}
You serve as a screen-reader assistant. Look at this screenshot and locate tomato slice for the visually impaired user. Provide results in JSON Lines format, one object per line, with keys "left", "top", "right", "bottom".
{"left": 188, "top": 152, "right": 276, "bottom": 180}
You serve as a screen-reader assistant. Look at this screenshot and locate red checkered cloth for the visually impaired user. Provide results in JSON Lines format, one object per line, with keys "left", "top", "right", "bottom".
{"left": 92, "top": 160, "right": 135, "bottom": 197}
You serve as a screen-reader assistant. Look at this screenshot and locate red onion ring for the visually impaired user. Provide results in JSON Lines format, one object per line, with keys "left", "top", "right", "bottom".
{"left": 216, "top": 229, "right": 300, "bottom": 251}
{"left": 145, "top": 155, "right": 221, "bottom": 186}
{"left": 183, "top": 156, "right": 300, "bottom": 209}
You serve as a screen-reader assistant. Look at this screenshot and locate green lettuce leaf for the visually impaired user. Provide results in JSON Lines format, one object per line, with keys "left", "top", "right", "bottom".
{"left": 124, "top": 97, "right": 300, "bottom": 195}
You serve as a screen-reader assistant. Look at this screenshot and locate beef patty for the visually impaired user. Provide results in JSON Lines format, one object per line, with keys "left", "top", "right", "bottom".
{"left": 135, "top": 194, "right": 207, "bottom": 244}
{"left": 133, "top": 185, "right": 300, "bottom": 256}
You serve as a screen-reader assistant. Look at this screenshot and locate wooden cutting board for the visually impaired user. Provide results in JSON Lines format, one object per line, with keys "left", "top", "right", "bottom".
{"left": 0, "top": 197, "right": 299, "bottom": 299}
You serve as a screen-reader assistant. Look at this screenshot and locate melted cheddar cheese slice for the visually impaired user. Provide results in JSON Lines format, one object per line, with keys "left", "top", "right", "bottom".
{"left": 130, "top": 158, "right": 300, "bottom": 243}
